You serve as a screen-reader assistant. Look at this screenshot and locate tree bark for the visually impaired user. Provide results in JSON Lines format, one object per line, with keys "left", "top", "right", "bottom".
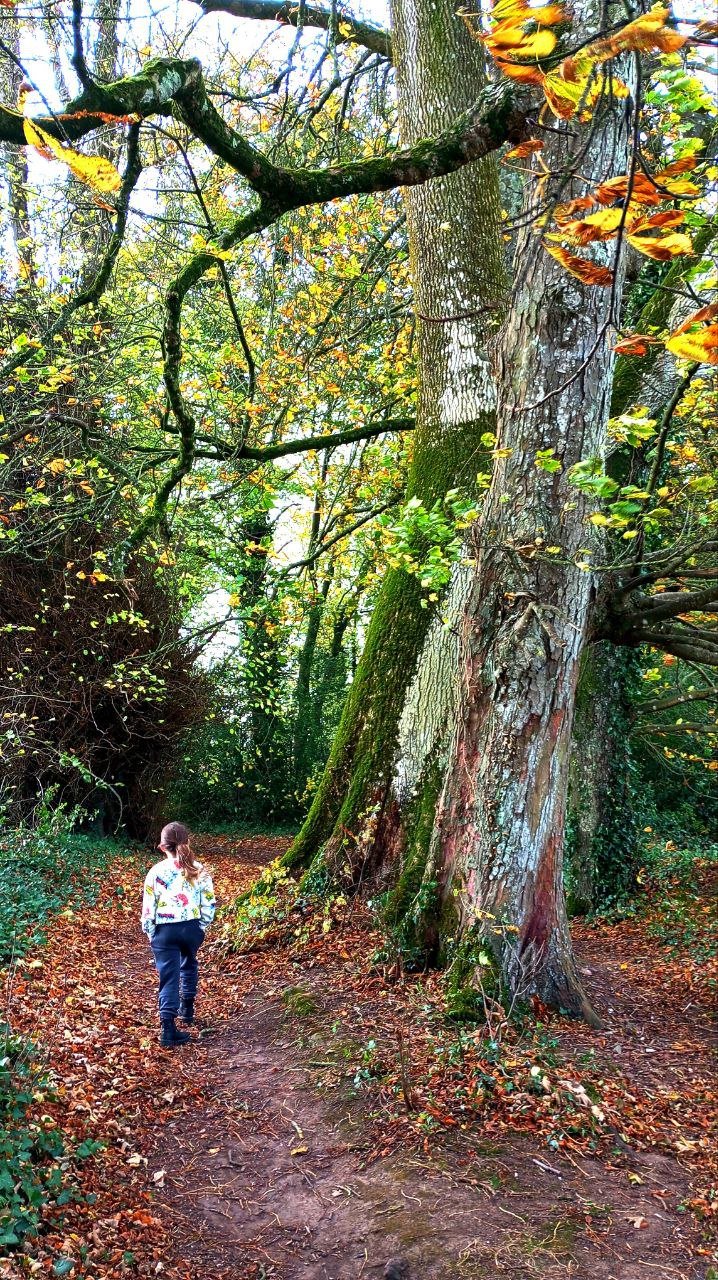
{"left": 412, "top": 77, "right": 633, "bottom": 1021}
{"left": 286, "top": 0, "right": 507, "bottom": 877}
{"left": 562, "top": 239, "right": 711, "bottom": 913}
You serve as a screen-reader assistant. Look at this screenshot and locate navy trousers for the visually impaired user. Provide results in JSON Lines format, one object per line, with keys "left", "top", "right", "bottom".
{"left": 151, "top": 920, "right": 204, "bottom": 1019}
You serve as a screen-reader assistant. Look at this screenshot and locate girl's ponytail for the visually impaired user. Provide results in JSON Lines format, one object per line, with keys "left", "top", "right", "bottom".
{"left": 159, "top": 821, "right": 201, "bottom": 880}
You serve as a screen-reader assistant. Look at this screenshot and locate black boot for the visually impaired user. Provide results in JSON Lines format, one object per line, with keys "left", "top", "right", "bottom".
{"left": 160, "top": 1016, "right": 191, "bottom": 1048}
{"left": 179, "top": 996, "right": 195, "bottom": 1025}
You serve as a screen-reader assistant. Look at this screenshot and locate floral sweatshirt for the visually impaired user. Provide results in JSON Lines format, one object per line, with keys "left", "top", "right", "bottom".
{"left": 141, "top": 858, "right": 216, "bottom": 940}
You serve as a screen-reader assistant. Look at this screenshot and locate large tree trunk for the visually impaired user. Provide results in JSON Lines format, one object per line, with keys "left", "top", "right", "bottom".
{"left": 411, "top": 73, "right": 632, "bottom": 1019}
{"left": 286, "top": 0, "right": 506, "bottom": 873}
{"left": 565, "top": 225, "right": 717, "bottom": 909}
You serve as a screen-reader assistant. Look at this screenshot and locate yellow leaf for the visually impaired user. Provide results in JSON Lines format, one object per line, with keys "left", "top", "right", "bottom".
{"left": 23, "top": 118, "right": 121, "bottom": 194}
{"left": 659, "top": 178, "right": 700, "bottom": 198}
{"left": 552, "top": 206, "right": 624, "bottom": 244}
{"left": 666, "top": 323, "right": 718, "bottom": 366}
{"left": 490, "top": 25, "right": 557, "bottom": 57}
{"left": 542, "top": 63, "right": 591, "bottom": 118}
{"left": 626, "top": 230, "right": 692, "bottom": 260}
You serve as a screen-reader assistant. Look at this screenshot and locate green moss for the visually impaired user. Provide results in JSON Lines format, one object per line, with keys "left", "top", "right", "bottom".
{"left": 286, "top": 415, "right": 496, "bottom": 884}
{"left": 281, "top": 986, "right": 318, "bottom": 1018}
{"left": 566, "top": 645, "right": 641, "bottom": 914}
{"left": 444, "top": 927, "right": 503, "bottom": 1023}
{"left": 384, "top": 762, "right": 443, "bottom": 922}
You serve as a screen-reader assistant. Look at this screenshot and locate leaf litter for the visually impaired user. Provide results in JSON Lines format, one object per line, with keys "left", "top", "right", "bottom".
{"left": 1, "top": 834, "right": 714, "bottom": 1279}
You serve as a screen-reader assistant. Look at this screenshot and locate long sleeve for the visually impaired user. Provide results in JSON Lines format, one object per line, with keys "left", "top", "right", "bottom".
{"left": 141, "top": 869, "right": 158, "bottom": 939}
{"left": 199, "top": 873, "right": 216, "bottom": 931}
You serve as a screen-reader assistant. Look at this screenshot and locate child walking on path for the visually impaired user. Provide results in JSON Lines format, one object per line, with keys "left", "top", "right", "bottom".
{"left": 141, "top": 822, "right": 216, "bottom": 1048}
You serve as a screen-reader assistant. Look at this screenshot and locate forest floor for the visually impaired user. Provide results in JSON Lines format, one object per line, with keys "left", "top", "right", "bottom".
{"left": 2, "top": 836, "right": 716, "bottom": 1280}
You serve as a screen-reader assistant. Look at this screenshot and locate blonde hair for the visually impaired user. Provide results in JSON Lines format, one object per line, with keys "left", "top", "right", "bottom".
{"left": 159, "top": 821, "right": 201, "bottom": 880}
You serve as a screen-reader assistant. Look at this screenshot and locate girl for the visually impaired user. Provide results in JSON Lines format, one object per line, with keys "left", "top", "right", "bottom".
{"left": 141, "top": 822, "right": 216, "bottom": 1048}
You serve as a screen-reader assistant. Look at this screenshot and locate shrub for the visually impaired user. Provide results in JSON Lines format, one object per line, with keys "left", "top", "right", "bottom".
{"left": 0, "top": 794, "right": 127, "bottom": 962}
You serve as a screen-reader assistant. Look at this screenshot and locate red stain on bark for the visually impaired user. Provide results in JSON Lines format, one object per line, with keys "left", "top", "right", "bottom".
{"left": 520, "top": 830, "right": 559, "bottom": 956}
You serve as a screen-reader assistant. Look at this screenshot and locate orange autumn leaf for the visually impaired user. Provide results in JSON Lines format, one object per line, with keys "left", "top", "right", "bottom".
{"left": 670, "top": 303, "right": 718, "bottom": 336}
{"left": 542, "top": 7, "right": 685, "bottom": 118}
{"left": 596, "top": 5, "right": 687, "bottom": 55}
{"left": 656, "top": 155, "right": 699, "bottom": 179}
{"left": 554, "top": 195, "right": 597, "bottom": 222}
{"left": 543, "top": 242, "right": 613, "bottom": 286}
{"left": 504, "top": 138, "right": 545, "bottom": 159}
{"left": 629, "top": 209, "right": 686, "bottom": 233}
{"left": 614, "top": 335, "right": 655, "bottom": 357}
{"left": 60, "top": 108, "right": 141, "bottom": 125}
{"left": 494, "top": 59, "right": 546, "bottom": 81}
{"left": 594, "top": 174, "right": 662, "bottom": 207}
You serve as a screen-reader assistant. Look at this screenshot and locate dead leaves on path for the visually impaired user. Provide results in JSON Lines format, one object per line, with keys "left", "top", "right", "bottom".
{"left": 3, "top": 849, "right": 261, "bottom": 1280}
{"left": 2, "top": 840, "right": 716, "bottom": 1278}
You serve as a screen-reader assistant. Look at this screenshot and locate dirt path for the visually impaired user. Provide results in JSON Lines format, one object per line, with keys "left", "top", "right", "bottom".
{"left": 4, "top": 839, "right": 714, "bottom": 1280}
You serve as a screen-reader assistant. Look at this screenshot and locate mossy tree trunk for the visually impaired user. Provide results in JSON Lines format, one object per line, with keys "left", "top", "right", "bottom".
{"left": 286, "top": 0, "right": 507, "bottom": 875}
{"left": 566, "top": 645, "right": 638, "bottom": 915}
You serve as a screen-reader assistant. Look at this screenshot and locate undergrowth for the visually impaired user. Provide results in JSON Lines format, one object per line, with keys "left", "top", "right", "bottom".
{"left": 0, "top": 797, "right": 124, "bottom": 1248}
{"left": 595, "top": 838, "right": 718, "bottom": 960}
{"left": 638, "top": 840, "right": 718, "bottom": 960}
{"left": 0, "top": 797, "right": 127, "bottom": 963}
{"left": 0, "top": 1025, "right": 102, "bottom": 1249}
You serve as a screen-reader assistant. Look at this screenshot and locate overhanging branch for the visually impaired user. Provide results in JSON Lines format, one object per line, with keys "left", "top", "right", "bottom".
{"left": 1, "top": 57, "right": 530, "bottom": 206}
{"left": 190, "top": 0, "right": 392, "bottom": 59}
{"left": 231, "top": 417, "right": 415, "bottom": 462}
